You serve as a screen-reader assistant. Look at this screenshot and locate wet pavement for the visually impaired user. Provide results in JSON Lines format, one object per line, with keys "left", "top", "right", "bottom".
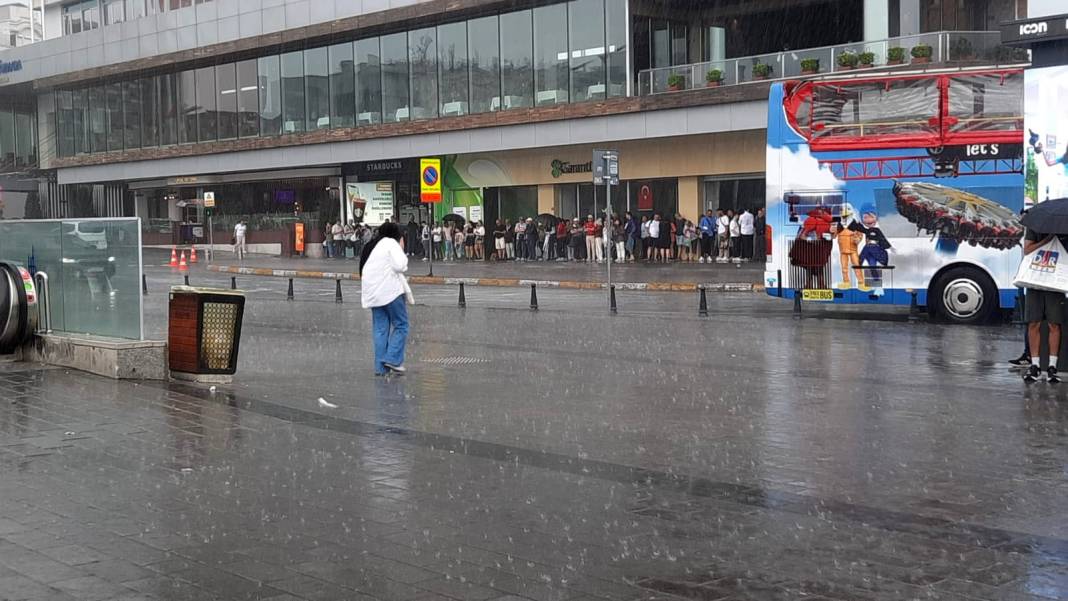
{"left": 148, "top": 249, "right": 764, "bottom": 287}
{"left": 0, "top": 264, "right": 1064, "bottom": 600}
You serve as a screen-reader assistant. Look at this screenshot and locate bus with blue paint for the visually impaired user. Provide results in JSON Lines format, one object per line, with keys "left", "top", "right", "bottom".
{"left": 764, "top": 68, "right": 1025, "bottom": 323}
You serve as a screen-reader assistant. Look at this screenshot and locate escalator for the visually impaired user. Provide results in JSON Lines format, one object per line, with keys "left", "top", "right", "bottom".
{"left": 0, "top": 262, "right": 38, "bottom": 354}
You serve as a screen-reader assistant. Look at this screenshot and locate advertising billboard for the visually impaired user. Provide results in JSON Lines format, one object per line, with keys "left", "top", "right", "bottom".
{"left": 1025, "top": 65, "right": 1068, "bottom": 204}
{"left": 347, "top": 182, "right": 394, "bottom": 226}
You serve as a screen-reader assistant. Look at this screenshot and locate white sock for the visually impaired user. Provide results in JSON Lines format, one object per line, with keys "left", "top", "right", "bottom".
{"left": 1051, "top": 356, "right": 1058, "bottom": 369}
{"left": 1032, "top": 356, "right": 1041, "bottom": 367}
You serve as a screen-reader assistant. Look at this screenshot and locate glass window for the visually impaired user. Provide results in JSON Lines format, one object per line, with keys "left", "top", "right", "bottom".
{"left": 258, "top": 55, "right": 282, "bottom": 136}
{"left": 381, "top": 32, "right": 409, "bottom": 123}
{"left": 84, "top": 1, "right": 99, "bottom": 30}
{"left": 304, "top": 46, "right": 330, "bottom": 131}
{"left": 177, "top": 69, "right": 197, "bottom": 144}
{"left": 141, "top": 77, "right": 159, "bottom": 147}
{"left": 106, "top": 82, "right": 123, "bottom": 151}
{"left": 328, "top": 42, "right": 355, "bottom": 129}
{"left": 468, "top": 16, "right": 499, "bottom": 114}
{"left": 216, "top": 62, "right": 237, "bottom": 140}
{"left": 500, "top": 10, "right": 533, "bottom": 109}
{"left": 124, "top": 0, "right": 145, "bottom": 20}
{"left": 280, "top": 51, "right": 305, "bottom": 134}
{"left": 196, "top": 66, "right": 217, "bottom": 142}
{"left": 63, "top": 3, "right": 83, "bottom": 35}
{"left": 438, "top": 22, "right": 468, "bottom": 117}
{"left": 88, "top": 86, "right": 107, "bottom": 153}
{"left": 606, "top": 0, "right": 626, "bottom": 97}
{"left": 122, "top": 79, "right": 141, "bottom": 150}
{"left": 103, "top": 0, "right": 124, "bottom": 25}
{"left": 237, "top": 59, "right": 259, "bottom": 138}
{"left": 355, "top": 37, "right": 382, "bottom": 125}
{"left": 534, "top": 4, "right": 569, "bottom": 106}
{"left": 15, "top": 111, "right": 34, "bottom": 168}
{"left": 159, "top": 73, "right": 178, "bottom": 145}
{"left": 0, "top": 109, "right": 12, "bottom": 168}
{"left": 57, "top": 91, "right": 73, "bottom": 158}
{"left": 409, "top": 27, "right": 437, "bottom": 120}
{"left": 72, "top": 88, "right": 88, "bottom": 155}
{"left": 569, "top": 0, "right": 605, "bottom": 102}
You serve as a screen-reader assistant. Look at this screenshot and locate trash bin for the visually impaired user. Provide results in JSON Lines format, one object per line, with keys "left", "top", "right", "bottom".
{"left": 168, "top": 286, "right": 245, "bottom": 382}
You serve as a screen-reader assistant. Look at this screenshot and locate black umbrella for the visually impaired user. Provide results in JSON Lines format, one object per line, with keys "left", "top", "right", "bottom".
{"left": 442, "top": 213, "right": 466, "bottom": 226}
{"left": 1021, "top": 198, "right": 1068, "bottom": 234}
{"left": 537, "top": 213, "right": 559, "bottom": 227}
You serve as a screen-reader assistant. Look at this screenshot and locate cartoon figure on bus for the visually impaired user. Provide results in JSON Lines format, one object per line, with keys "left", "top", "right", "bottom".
{"left": 833, "top": 204, "right": 866, "bottom": 290}
{"left": 790, "top": 207, "right": 834, "bottom": 288}
{"left": 849, "top": 206, "right": 892, "bottom": 289}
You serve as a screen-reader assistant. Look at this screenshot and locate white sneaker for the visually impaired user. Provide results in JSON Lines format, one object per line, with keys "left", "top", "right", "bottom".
{"left": 699, "top": 257, "right": 705, "bottom": 264}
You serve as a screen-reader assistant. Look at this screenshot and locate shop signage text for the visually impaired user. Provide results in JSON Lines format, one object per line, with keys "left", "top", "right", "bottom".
{"left": 1001, "top": 15, "right": 1068, "bottom": 44}
{"left": 0, "top": 60, "right": 22, "bottom": 74}
{"left": 551, "top": 159, "right": 593, "bottom": 178}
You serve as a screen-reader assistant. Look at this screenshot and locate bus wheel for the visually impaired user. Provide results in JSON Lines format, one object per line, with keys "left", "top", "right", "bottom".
{"left": 930, "top": 267, "right": 996, "bottom": 324}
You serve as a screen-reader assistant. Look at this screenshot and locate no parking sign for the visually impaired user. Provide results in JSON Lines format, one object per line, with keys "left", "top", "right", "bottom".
{"left": 420, "top": 158, "right": 442, "bottom": 203}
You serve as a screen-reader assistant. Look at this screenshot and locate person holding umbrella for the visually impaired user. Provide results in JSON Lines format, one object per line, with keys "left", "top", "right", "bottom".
{"left": 1018, "top": 199, "right": 1068, "bottom": 383}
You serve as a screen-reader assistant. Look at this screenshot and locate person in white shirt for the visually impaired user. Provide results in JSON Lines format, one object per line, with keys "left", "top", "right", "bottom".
{"left": 728, "top": 210, "right": 741, "bottom": 262}
{"left": 360, "top": 222, "right": 412, "bottom": 376}
{"left": 739, "top": 208, "right": 755, "bottom": 261}
{"left": 716, "top": 210, "right": 730, "bottom": 262}
{"left": 233, "top": 221, "right": 248, "bottom": 260}
{"left": 331, "top": 221, "right": 344, "bottom": 259}
{"left": 647, "top": 215, "right": 661, "bottom": 263}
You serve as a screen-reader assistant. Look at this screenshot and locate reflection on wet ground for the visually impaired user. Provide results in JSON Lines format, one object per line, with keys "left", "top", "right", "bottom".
{"left": 0, "top": 267, "right": 1061, "bottom": 600}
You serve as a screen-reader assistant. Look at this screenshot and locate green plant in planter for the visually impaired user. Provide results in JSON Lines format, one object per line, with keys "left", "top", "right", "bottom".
{"left": 911, "top": 44, "right": 933, "bottom": 60}
{"left": 667, "top": 73, "right": 685, "bottom": 90}
{"left": 887, "top": 47, "right": 906, "bottom": 63}
{"left": 752, "top": 62, "right": 773, "bottom": 78}
{"left": 951, "top": 37, "right": 974, "bottom": 59}
{"left": 835, "top": 51, "right": 858, "bottom": 69}
{"left": 800, "top": 58, "right": 820, "bottom": 73}
{"left": 858, "top": 51, "right": 875, "bottom": 66}
{"left": 706, "top": 69, "right": 724, "bottom": 84}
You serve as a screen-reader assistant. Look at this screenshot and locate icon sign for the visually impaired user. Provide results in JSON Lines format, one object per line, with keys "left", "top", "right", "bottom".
{"left": 420, "top": 158, "right": 442, "bottom": 202}
{"left": 203, "top": 191, "right": 215, "bottom": 208}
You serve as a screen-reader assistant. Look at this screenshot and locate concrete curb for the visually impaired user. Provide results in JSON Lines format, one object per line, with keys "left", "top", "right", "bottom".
{"left": 206, "top": 264, "right": 764, "bottom": 293}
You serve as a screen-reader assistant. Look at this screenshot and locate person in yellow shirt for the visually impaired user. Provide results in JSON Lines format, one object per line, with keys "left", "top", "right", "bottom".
{"left": 834, "top": 221, "right": 866, "bottom": 290}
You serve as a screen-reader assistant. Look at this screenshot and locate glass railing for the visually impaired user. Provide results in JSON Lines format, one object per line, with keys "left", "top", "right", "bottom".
{"left": 638, "top": 31, "right": 1030, "bottom": 95}
{"left": 0, "top": 218, "right": 143, "bottom": 340}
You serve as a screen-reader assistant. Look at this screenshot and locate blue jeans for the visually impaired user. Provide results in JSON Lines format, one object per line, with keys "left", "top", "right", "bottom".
{"left": 371, "top": 294, "right": 409, "bottom": 374}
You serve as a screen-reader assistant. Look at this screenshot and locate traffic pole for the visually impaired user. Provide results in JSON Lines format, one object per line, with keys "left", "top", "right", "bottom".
{"left": 610, "top": 284, "right": 617, "bottom": 314}
{"left": 287, "top": 278, "right": 294, "bottom": 301}
{"left": 142, "top": 273, "right": 148, "bottom": 296}
{"left": 458, "top": 282, "right": 466, "bottom": 308}
{"left": 183, "top": 274, "right": 190, "bottom": 286}
{"left": 530, "top": 283, "right": 538, "bottom": 311}
{"left": 698, "top": 286, "right": 708, "bottom": 316}
{"left": 231, "top": 276, "right": 237, "bottom": 290}
{"left": 335, "top": 279, "right": 343, "bottom": 304}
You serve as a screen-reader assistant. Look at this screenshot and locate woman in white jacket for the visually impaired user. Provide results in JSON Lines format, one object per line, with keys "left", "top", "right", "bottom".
{"left": 360, "top": 222, "right": 412, "bottom": 375}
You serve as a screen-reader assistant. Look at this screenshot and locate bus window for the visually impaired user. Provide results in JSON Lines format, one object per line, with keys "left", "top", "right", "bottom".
{"left": 946, "top": 72, "right": 1022, "bottom": 136}
{"left": 809, "top": 78, "right": 939, "bottom": 143}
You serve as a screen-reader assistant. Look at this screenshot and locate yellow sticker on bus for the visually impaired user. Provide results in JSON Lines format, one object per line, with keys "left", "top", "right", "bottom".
{"left": 802, "top": 289, "right": 835, "bottom": 302}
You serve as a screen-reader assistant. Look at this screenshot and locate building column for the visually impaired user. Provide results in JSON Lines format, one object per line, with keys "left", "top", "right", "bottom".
{"left": 864, "top": 0, "right": 890, "bottom": 41}
{"left": 537, "top": 184, "right": 555, "bottom": 215}
{"left": 678, "top": 176, "right": 700, "bottom": 222}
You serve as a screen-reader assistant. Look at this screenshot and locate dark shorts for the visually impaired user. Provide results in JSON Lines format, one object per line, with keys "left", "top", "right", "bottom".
{"left": 1026, "top": 289, "right": 1066, "bottom": 324}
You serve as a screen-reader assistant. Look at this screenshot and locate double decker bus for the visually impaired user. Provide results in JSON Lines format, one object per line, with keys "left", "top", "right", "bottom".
{"left": 764, "top": 68, "right": 1025, "bottom": 324}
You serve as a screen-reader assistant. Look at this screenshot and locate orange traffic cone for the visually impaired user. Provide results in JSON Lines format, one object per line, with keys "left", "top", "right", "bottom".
{"left": 189, "top": 244, "right": 198, "bottom": 263}
{"left": 178, "top": 251, "right": 189, "bottom": 271}
{"left": 169, "top": 247, "right": 178, "bottom": 267}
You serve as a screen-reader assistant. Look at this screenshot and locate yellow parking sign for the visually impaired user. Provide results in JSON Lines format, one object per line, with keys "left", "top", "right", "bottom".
{"left": 418, "top": 159, "right": 440, "bottom": 203}
{"left": 420, "top": 158, "right": 442, "bottom": 203}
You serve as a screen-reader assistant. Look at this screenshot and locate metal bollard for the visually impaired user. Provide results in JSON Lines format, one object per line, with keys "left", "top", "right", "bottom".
{"left": 698, "top": 286, "right": 708, "bottom": 317}
{"left": 908, "top": 289, "right": 920, "bottom": 322}
{"left": 183, "top": 274, "right": 190, "bottom": 286}
{"left": 286, "top": 278, "right": 294, "bottom": 301}
{"left": 458, "top": 282, "right": 467, "bottom": 308}
{"left": 610, "top": 285, "right": 617, "bottom": 314}
{"left": 530, "top": 283, "right": 538, "bottom": 311}
{"left": 1012, "top": 289, "right": 1025, "bottom": 325}
{"left": 793, "top": 289, "right": 802, "bottom": 318}
{"left": 142, "top": 273, "right": 148, "bottom": 296}
{"left": 231, "top": 276, "right": 237, "bottom": 290}
{"left": 335, "top": 279, "right": 343, "bottom": 304}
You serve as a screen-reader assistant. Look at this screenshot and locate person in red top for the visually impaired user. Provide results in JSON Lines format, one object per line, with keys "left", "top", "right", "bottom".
{"left": 555, "top": 219, "right": 569, "bottom": 261}
{"left": 584, "top": 215, "right": 598, "bottom": 263}
{"left": 800, "top": 207, "right": 833, "bottom": 238}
